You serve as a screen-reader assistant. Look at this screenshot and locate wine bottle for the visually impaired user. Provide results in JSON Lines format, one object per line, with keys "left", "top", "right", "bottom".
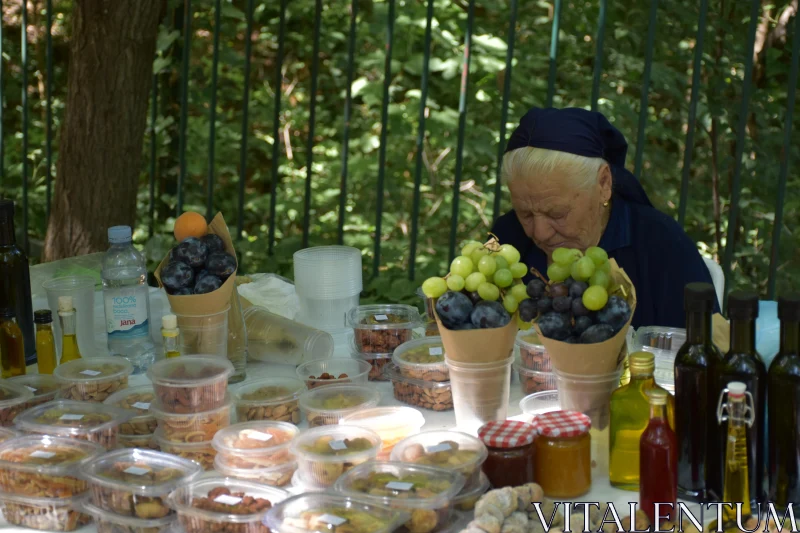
{"left": 0, "top": 200, "right": 34, "bottom": 366}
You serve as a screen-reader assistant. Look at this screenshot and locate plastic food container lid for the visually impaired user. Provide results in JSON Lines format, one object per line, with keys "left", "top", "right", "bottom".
{"left": 234, "top": 377, "right": 305, "bottom": 405}
{"left": 80, "top": 448, "right": 203, "bottom": 495}
{"left": 168, "top": 476, "right": 289, "bottom": 524}
{"left": 9, "top": 374, "right": 61, "bottom": 399}
{"left": 298, "top": 384, "right": 380, "bottom": 416}
{"left": 392, "top": 337, "right": 446, "bottom": 366}
{"left": 0, "top": 489, "right": 89, "bottom": 508}
{"left": 477, "top": 420, "right": 537, "bottom": 449}
{"left": 0, "top": 380, "right": 34, "bottom": 409}
{"left": 0, "top": 434, "right": 104, "bottom": 475}
{"left": 531, "top": 410, "right": 591, "bottom": 438}
{"left": 147, "top": 355, "right": 234, "bottom": 387}
{"left": 214, "top": 454, "right": 297, "bottom": 477}
{"left": 452, "top": 472, "right": 490, "bottom": 506}
{"left": 290, "top": 425, "right": 382, "bottom": 463}
{"left": 333, "top": 461, "right": 465, "bottom": 510}
{"left": 14, "top": 399, "right": 133, "bottom": 436}
{"left": 153, "top": 428, "right": 212, "bottom": 450}
{"left": 389, "top": 430, "right": 488, "bottom": 470}
{"left": 339, "top": 407, "right": 425, "bottom": 433}
{"left": 54, "top": 356, "right": 134, "bottom": 382}
{"left": 103, "top": 384, "right": 156, "bottom": 415}
{"left": 82, "top": 501, "right": 176, "bottom": 529}
{"left": 346, "top": 305, "right": 421, "bottom": 330}
{"left": 0, "top": 427, "right": 17, "bottom": 443}
{"left": 149, "top": 393, "right": 232, "bottom": 420}
{"left": 383, "top": 364, "right": 452, "bottom": 388}
{"left": 212, "top": 421, "right": 299, "bottom": 457}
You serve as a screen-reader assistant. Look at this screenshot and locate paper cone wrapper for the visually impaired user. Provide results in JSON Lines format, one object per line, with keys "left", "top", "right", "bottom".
{"left": 434, "top": 309, "right": 519, "bottom": 363}
{"left": 154, "top": 212, "right": 238, "bottom": 316}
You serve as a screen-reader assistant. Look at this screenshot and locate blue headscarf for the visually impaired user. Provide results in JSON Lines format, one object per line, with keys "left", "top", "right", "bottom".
{"left": 505, "top": 107, "right": 653, "bottom": 207}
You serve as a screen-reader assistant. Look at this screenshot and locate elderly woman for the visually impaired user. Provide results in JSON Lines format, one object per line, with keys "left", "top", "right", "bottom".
{"left": 492, "top": 107, "right": 718, "bottom": 328}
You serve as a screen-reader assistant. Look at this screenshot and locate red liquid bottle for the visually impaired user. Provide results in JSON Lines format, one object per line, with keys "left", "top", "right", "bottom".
{"left": 640, "top": 388, "right": 678, "bottom": 526}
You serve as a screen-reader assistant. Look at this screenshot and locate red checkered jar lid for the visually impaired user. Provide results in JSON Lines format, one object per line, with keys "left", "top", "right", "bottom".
{"left": 531, "top": 410, "right": 591, "bottom": 438}
{"left": 478, "top": 420, "right": 537, "bottom": 449}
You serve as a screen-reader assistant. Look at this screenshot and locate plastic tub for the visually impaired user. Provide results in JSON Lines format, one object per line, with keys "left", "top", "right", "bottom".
{"left": 150, "top": 394, "right": 232, "bottom": 443}
{"left": 43, "top": 276, "right": 96, "bottom": 361}
{"left": 103, "top": 384, "right": 158, "bottom": 436}
{"left": 553, "top": 367, "right": 624, "bottom": 430}
{"left": 0, "top": 491, "right": 90, "bottom": 531}
{"left": 82, "top": 501, "right": 176, "bottom": 533}
{"left": 213, "top": 455, "right": 296, "bottom": 488}
{"left": 212, "top": 421, "right": 298, "bottom": 469}
{"left": 293, "top": 246, "right": 363, "bottom": 298}
{"left": 81, "top": 448, "right": 202, "bottom": 518}
{"left": 147, "top": 355, "right": 233, "bottom": 414}
{"left": 174, "top": 307, "right": 230, "bottom": 358}
{"left": 290, "top": 425, "right": 382, "bottom": 487}
{"left": 384, "top": 364, "right": 453, "bottom": 412}
{"left": 154, "top": 430, "right": 215, "bottom": 471}
{"left": 354, "top": 351, "right": 393, "bottom": 382}
{"left": 452, "top": 472, "right": 490, "bottom": 512}
{"left": 264, "top": 492, "right": 408, "bottom": 533}
{"left": 0, "top": 435, "right": 103, "bottom": 497}
{"left": 0, "top": 427, "right": 17, "bottom": 443}
{"left": 54, "top": 356, "right": 133, "bottom": 403}
{"left": 14, "top": 399, "right": 133, "bottom": 449}
{"left": 288, "top": 469, "right": 327, "bottom": 494}
{"left": 392, "top": 337, "right": 448, "bottom": 382}
{"left": 0, "top": 380, "right": 34, "bottom": 426}
{"left": 10, "top": 374, "right": 61, "bottom": 410}
{"left": 298, "top": 384, "right": 380, "bottom": 428}
{"left": 514, "top": 364, "right": 557, "bottom": 395}
{"left": 118, "top": 433, "right": 159, "bottom": 451}
{"left": 519, "top": 391, "right": 561, "bottom": 420}
{"left": 296, "top": 358, "right": 371, "bottom": 390}
{"left": 515, "top": 330, "right": 551, "bottom": 371}
{"left": 389, "top": 430, "right": 488, "bottom": 487}
{"left": 333, "top": 461, "right": 465, "bottom": 533}
{"left": 445, "top": 356, "right": 513, "bottom": 435}
{"left": 233, "top": 377, "right": 304, "bottom": 424}
{"left": 168, "top": 476, "right": 289, "bottom": 533}
{"left": 243, "top": 306, "right": 334, "bottom": 366}
{"left": 347, "top": 305, "right": 421, "bottom": 353}
{"left": 339, "top": 407, "right": 425, "bottom": 461}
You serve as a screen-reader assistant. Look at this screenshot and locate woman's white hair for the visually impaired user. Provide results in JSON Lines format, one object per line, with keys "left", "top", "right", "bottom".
{"left": 502, "top": 147, "right": 607, "bottom": 190}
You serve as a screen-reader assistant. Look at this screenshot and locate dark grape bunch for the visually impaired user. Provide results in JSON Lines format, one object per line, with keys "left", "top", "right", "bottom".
{"left": 521, "top": 246, "right": 632, "bottom": 344}
{"left": 161, "top": 234, "right": 237, "bottom": 295}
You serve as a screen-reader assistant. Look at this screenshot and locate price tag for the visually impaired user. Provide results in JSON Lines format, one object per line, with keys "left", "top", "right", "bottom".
{"left": 214, "top": 495, "right": 243, "bottom": 506}
{"left": 428, "top": 347, "right": 443, "bottom": 356}
{"left": 425, "top": 443, "right": 451, "bottom": 454}
{"left": 132, "top": 402, "right": 151, "bottom": 411}
{"left": 318, "top": 514, "right": 347, "bottom": 526}
{"left": 385, "top": 481, "right": 414, "bottom": 491}
{"left": 24, "top": 386, "right": 37, "bottom": 393}
{"left": 242, "top": 430, "right": 273, "bottom": 442}
{"left": 328, "top": 440, "right": 348, "bottom": 451}
{"left": 30, "top": 451, "right": 55, "bottom": 459}
{"left": 59, "top": 414, "right": 84, "bottom": 421}
{"left": 80, "top": 370, "right": 102, "bottom": 377}
{"left": 374, "top": 314, "right": 389, "bottom": 321}
{"left": 123, "top": 466, "right": 150, "bottom": 476}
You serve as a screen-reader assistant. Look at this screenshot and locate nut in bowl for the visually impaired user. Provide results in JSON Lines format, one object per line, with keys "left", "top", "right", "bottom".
{"left": 233, "top": 377, "right": 304, "bottom": 424}
{"left": 211, "top": 421, "right": 298, "bottom": 469}
{"left": 10, "top": 374, "right": 61, "bottom": 411}
{"left": 290, "top": 425, "right": 382, "bottom": 487}
{"left": 389, "top": 430, "right": 488, "bottom": 487}
{"left": 149, "top": 394, "right": 232, "bottom": 443}
{"left": 296, "top": 358, "right": 371, "bottom": 390}
{"left": 384, "top": 364, "right": 453, "bottom": 412}
{"left": 514, "top": 364, "right": 557, "bottom": 395}
{"left": 147, "top": 355, "right": 233, "bottom": 414}
{"left": 82, "top": 501, "right": 177, "bottom": 533}
{"left": 515, "top": 330, "right": 551, "bottom": 371}
{"left": 54, "top": 356, "right": 133, "bottom": 403}
{"left": 213, "top": 455, "right": 297, "bottom": 488}
{"left": 347, "top": 305, "right": 421, "bottom": 354}
{"left": 154, "top": 430, "right": 216, "bottom": 471}
{"left": 0, "top": 491, "right": 90, "bottom": 531}
{"left": 298, "top": 384, "right": 380, "bottom": 428}
{"left": 118, "top": 433, "right": 160, "bottom": 451}
{"left": 392, "top": 337, "right": 449, "bottom": 382}
{"left": 0, "top": 380, "right": 34, "bottom": 427}
{"left": 104, "top": 385, "right": 159, "bottom": 436}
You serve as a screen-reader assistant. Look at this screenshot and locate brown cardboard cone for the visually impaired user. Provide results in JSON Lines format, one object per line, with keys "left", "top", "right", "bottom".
{"left": 434, "top": 309, "right": 519, "bottom": 363}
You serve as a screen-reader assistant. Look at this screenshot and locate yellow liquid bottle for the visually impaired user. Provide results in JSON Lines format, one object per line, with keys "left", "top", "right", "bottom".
{"left": 34, "top": 310, "right": 57, "bottom": 374}
{"left": 58, "top": 296, "right": 82, "bottom": 363}
{"left": 0, "top": 309, "right": 27, "bottom": 378}
{"left": 162, "top": 314, "right": 180, "bottom": 359}
{"left": 609, "top": 351, "right": 675, "bottom": 490}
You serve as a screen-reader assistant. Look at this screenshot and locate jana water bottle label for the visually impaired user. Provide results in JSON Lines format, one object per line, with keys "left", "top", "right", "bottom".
{"left": 104, "top": 289, "right": 149, "bottom": 339}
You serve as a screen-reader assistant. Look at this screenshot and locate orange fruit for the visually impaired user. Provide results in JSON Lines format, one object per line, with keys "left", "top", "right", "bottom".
{"left": 174, "top": 212, "right": 208, "bottom": 242}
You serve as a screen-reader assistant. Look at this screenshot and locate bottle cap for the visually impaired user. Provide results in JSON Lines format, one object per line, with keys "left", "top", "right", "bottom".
{"left": 34, "top": 310, "right": 52, "bottom": 324}
{"left": 728, "top": 291, "right": 759, "bottom": 320}
{"left": 162, "top": 314, "right": 177, "bottom": 330}
{"left": 647, "top": 389, "right": 668, "bottom": 405}
{"left": 629, "top": 351, "right": 655, "bottom": 371}
{"left": 778, "top": 294, "right": 800, "bottom": 322}
{"left": 58, "top": 296, "right": 74, "bottom": 313}
{"left": 0, "top": 199, "right": 13, "bottom": 222}
{"left": 0, "top": 308, "right": 15, "bottom": 319}
{"left": 107, "top": 225, "right": 132, "bottom": 244}
{"left": 727, "top": 382, "right": 747, "bottom": 396}
{"left": 684, "top": 283, "right": 715, "bottom": 313}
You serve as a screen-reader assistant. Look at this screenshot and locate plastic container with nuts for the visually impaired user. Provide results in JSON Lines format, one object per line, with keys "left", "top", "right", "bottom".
{"left": 392, "top": 337, "right": 448, "bottom": 382}
{"left": 384, "top": 364, "right": 453, "bottom": 412}
{"left": 81, "top": 448, "right": 202, "bottom": 519}
{"left": 0, "top": 490, "right": 90, "bottom": 531}
{"left": 154, "top": 430, "right": 216, "bottom": 471}
{"left": 389, "top": 431, "right": 488, "bottom": 487}
{"left": 0, "top": 427, "right": 17, "bottom": 443}
{"left": 82, "top": 501, "right": 177, "bottom": 533}
{"left": 104, "top": 384, "right": 158, "bottom": 436}
{"left": 0, "top": 380, "right": 34, "bottom": 427}
{"left": 347, "top": 305, "right": 421, "bottom": 354}
{"left": 290, "top": 425, "right": 382, "bottom": 487}
{"left": 355, "top": 351, "right": 393, "bottom": 382}
{"left": 212, "top": 421, "right": 297, "bottom": 469}
{"left": 118, "top": 432, "right": 160, "bottom": 451}
{"left": 10, "top": 374, "right": 61, "bottom": 410}
{"left": 147, "top": 355, "right": 233, "bottom": 414}
{"left": 0, "top": 435, "right": 103, "bottom": 498}
{"left": 451, "top": 472, "right": 489, "bottom": 512}
{"left": 150, "top": 394, "right": 232, "bottom": 443}
{"left": 516, "top": 330, "right": 551, "bottom": 371}
{"left": 54, "top": 356, "right": 133, "bottom": 402}
{"left": 334, "top": 461, "right": 465, "bottom": 533}
{"left": 514, "top": 364, "right": 557, "bottom": 395}
{"left": 264, "top": 492, "right": 408, "bottom": 533}
{"left": 295, "top": 358, "right": 371, "bottom": 390}
{"left": 233, "top": 377, "right": 304, "bottom": 424}
{"left": 14, "top": 399, "right": 134, "bottom": 449}
{"left": 214, "top": 455, "right": 296, "bottom": 488}
{"left": 339, "top": 407, "right": 425, "bottom": 461}
{"left": 298, "top": 384, "right": 380, "bottom": 428}
{"left": 167, "top": 476, "right": 289, "bottom": 533}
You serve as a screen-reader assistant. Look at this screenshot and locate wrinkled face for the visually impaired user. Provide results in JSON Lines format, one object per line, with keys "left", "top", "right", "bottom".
{"left": 508, "top": 166, "right": 611, "bottom": 258}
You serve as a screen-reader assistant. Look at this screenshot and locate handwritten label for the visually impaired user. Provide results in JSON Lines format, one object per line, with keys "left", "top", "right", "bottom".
{"left": 132, "top": 402, "right": 151, "bottom": 411}
{"left": 386, "top": 481, "right": 414, "bottom": 491}
{"left": 80, "top": 370, "right": 102, "bottom": 377}
{"left": 374, "top": 314, "right": 388, "bottom": 321}
{"left": 329, "top": 440, "right": 348, "bottom": 451}
{"left": 30, "top": 451, "right": 55, "bottom": 459}
{"left": 24, "top": 386, "right": 37, "bottom": 393}
{"left": 428, "top": 347, "right": 443, "bottom": 356}
{"left": 242, "top": 430, "right": 273, "bottom": 442}
{"left": 318, "top": 514, "right": 347, "bottom": 526}
{"left": 59, "top": 414, "right": 84, "bottom": 421}
{"left": 214, "top": 495, "right": 243, "bottom": 506}
{"left": 425, "top": 443, "right": 452, "bottom": 454}
{"left": 123, "top": 466, "right": 150, "bottom": 476}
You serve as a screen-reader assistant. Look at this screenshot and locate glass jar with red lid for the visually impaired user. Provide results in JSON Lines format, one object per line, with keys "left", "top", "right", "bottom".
{"left": 478, "top": 420, "right": 537, "bottom": 488}
{"left": 531, "top": 410, "right": 591, "bottom": 498}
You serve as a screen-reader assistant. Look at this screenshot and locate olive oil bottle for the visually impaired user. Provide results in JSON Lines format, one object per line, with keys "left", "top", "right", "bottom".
{"left": 34, "top": 310, "right": 57, "bottom": 374}
{"left": 161, "top": 314, "right": 180, "bottom": 359}
{"left": 0, "top": 308, "right": 27, "bottom": 378}
{"left": 58, "top": 296, "right": 82, "bottom": 363}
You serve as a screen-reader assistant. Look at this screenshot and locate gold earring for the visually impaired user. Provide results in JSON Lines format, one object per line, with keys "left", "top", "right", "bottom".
{"left": 603, "top": 201, "right": 609, "bottom": 207}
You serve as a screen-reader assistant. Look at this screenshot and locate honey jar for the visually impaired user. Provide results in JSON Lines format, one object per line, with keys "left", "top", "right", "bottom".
{"left": 478, "top": 420, "right": 536, "bottom": 488}
{"left": 531, "top": 410, "right": 592, "bottom": 498}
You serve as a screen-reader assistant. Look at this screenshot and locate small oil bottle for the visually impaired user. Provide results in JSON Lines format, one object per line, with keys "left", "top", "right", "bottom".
{"left": 34, "top": 310, "right": 57, "bottom": 374}
{"left": 58, "top": 296, "right": 82, "bottom": 363}
{"left": 0, "top": 308, "right": 26, "bottom": 378}
{"left": 161, "top": 314, "right": 180, "bottom": 359}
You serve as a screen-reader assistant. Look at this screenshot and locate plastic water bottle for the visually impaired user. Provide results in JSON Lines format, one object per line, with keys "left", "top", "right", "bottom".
{"left": 102, "top": 226, "right": 155, "bottom": 373}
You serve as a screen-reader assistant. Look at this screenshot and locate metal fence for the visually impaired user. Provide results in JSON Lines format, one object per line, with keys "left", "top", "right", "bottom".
{"left": 3, "top": 0, "right": 800, "bottom": 301}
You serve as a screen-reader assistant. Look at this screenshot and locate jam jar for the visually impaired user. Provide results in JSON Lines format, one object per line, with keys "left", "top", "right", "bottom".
{"left": 478, "top": 420, "right": 536, "bottom": 488}
{"left": 531, "top": 410, "right": 591, "bottom": 498}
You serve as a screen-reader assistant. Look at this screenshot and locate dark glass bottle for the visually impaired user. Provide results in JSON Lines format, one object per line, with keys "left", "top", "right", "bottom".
{"left": 0, "top": 200, "right": 35, "bottom": 365}
{"left": 674, "top": 282, "right": 723, "bottom": 502}
{"left": 0, "top": 308, "right": 27, "bottom": 378}
{"left": 768, "top": 294, "right": 800, "bottom": 510}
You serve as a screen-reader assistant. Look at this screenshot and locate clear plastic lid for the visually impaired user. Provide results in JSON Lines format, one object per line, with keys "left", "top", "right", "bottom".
{"left": 54, "top": 356, "right": 134, "bottom": 383}
{"left": 290, "top": 425, "right": 381, "bottom": 464}
{"left": 346, "top": 305, "right": 422, "bottom": 330}
{"left": 389, "top": 430, "right": 488, "bottom": 473}
{"left": 298, "top": 385, "right": 380, "bottom": 417}
{"left": 9, "top": 374, "right": 61, "bottom": 399}
{"left": 339, "top": 407, "right": 425, "bottom": 434}
{"left": 14, "top": 399, "right": 133, "bottom": 436}
{"left": 80, "top": 448, "right": 202, "bottom": 495}
{"left": 103, "top": 384, "right": 156, "bottom": 415}
{"left": 0, "top": 488, "right": 89, "bottom": 507}
{"left": 148, "top": 393, "right": 232, "bottom": 421}
{"left": 0, "top": 380, "right": 34, "bottom": 409}
{"left": 234, "top": 377, "right": 305, "bottom": 405}
{"left": 82, "top": 501, "right": 176, "bottom": 530}
{"left": 392, "top": 337, "right": 446, "bottom": 366}
{"left": 153, "top": 429, "right": 211, "bottom": 449}
{"left": 333, "top": 461, "right": 465, "bottom": 510}
{"left": 212, "top": 421, "right": 299, "bottom": 457}
{"left": 168, "top": 476, "right": 289, "bottom": 525}
{"left": 264, "top": 492, "right": 408, "bottom": 533}
{"left": 0, "top": 427, "right": 17, "bottom": 443}
{"left": 213, "top": 454, "right": 297, "bottom": 482}
{"left": 0, "top": 434, "right": 104, "bottom": 476}
{"left": 146, "top": 355, "right": 234, "bottom": 387}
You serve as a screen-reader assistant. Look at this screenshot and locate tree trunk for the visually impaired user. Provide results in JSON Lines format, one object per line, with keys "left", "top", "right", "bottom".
{"left": 42, "top": 0, "right": 164, "bottom": 261}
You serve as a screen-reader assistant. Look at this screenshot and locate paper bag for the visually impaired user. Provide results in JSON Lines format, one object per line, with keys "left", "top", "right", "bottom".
{"left": 434, "top": 309, "right": 519, "bottom": 363}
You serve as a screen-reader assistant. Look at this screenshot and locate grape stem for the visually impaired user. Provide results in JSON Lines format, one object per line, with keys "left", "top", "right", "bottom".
{"left": 482, "top": 233, "right": 501, "bottom": 253}
{"left": 528, "top": 266, "right": 549, "bottom": 285}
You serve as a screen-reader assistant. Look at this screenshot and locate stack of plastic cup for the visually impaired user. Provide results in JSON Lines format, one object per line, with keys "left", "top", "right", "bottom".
{"left": 293, "top": 246, "right": 362, "bottom": 331}
{"left": 243, "top": 306, "right": 334, "bottom": 366}
{"left": 445, "top": 355, "right": 514, "bottom": 435}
